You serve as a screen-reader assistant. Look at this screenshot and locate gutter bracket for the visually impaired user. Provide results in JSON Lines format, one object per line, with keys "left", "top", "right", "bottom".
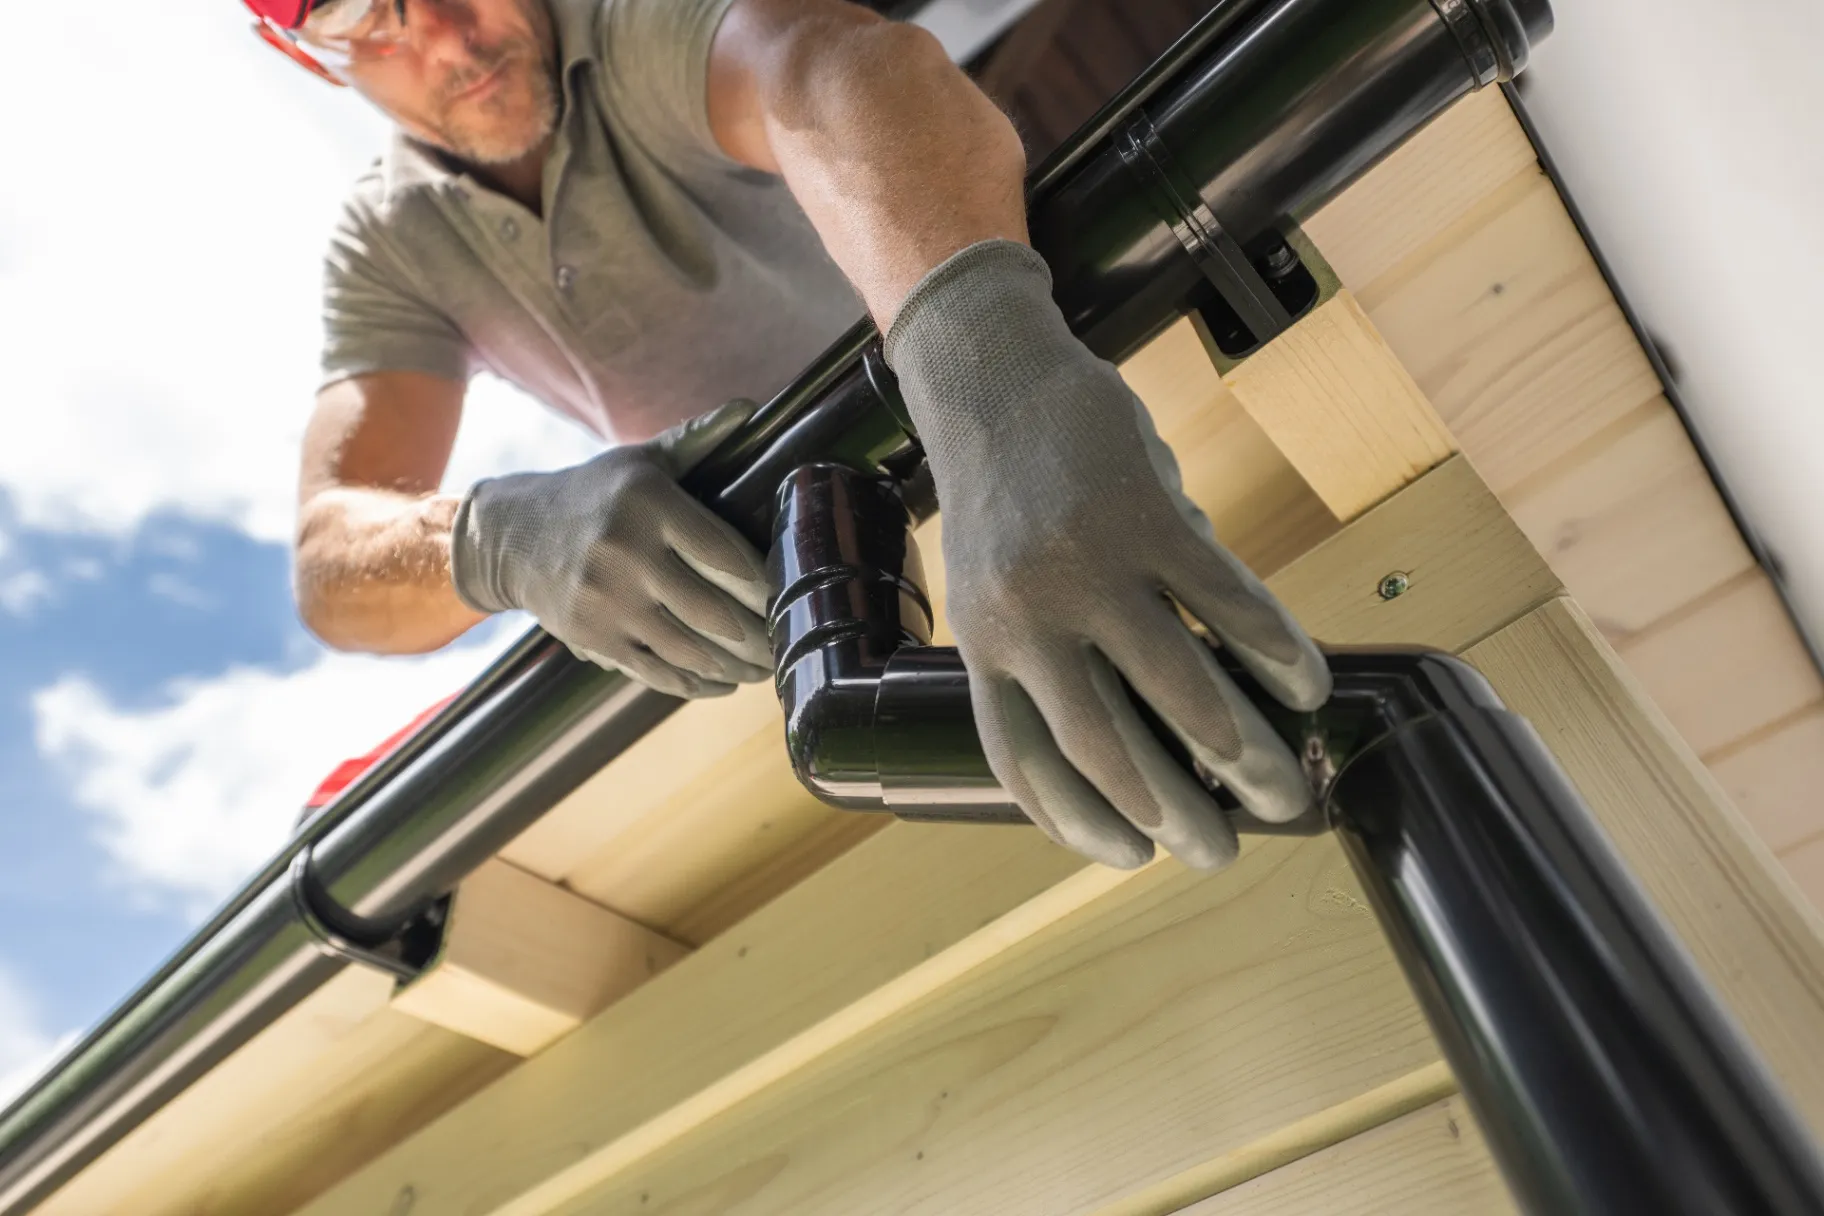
{"left": 287, "top": 848, "right": 448, "bottom": 984}
{"left": 1116, "top": 108, "right": 1299, "bottom": 350}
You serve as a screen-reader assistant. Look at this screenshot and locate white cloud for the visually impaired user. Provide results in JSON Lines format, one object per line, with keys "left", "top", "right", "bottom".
{"left": 0, "top": 530, "right": 52, "bottom": 618}
{"left": 0, "top": 8, "right": 597, "bottom": 548}
{"left": 0, "top": 969, "right": 77, "bottom": 1109}
{"left": 0, "top": 570, "right": 53, "bottom": 617}
{"left": 32, "top": 629, "right": 523, "bottom": 918}
{"left": 145, "top": 573, "right": 216, "bottom": 613}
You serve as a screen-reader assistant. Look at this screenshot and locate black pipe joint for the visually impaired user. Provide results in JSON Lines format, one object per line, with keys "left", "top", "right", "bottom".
{"left": 768, "top": 464, "right": 928, "bottom": 809}
{"left": 768, "top": 464, "right": 1009, "bottom": 817}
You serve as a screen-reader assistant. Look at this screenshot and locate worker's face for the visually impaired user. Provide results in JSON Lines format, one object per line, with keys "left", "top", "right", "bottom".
{"left": 348, "top": 0, "right": 559, "bottom": 166}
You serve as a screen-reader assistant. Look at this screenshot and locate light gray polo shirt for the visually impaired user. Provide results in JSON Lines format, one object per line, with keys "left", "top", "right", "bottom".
{"left": 320, "top": 0, "right": 864, "bottom": 443}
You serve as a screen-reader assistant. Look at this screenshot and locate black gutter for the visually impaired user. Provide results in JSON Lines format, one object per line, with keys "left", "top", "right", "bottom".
{"left": 767, "top": 462, "right": 1824, "bottom": 1215}
{"left": 0, "top": 2, "right": 1547, "bottom": 1209}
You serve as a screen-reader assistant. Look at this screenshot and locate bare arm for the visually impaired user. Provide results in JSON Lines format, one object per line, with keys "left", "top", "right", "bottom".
{"left": 295, "top": 371, "right": 487, "bottom": 654}
{"left": 706, "top": 0, "right": 1029, "bottom": 330}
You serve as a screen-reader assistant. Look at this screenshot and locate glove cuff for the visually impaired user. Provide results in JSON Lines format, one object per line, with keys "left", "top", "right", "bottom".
{"left": 883, "top": 239, "right": 1095, "bottom": 445}
{"left": 449, "top": 480, "right": 514, "bottom": 615}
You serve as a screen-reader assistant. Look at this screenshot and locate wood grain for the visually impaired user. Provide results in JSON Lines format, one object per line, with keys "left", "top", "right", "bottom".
{"left": 1710, "top": 705, "right": 1824, "bottom": 855}
{"left": 1170, "top": 1096, "right": 1512, "bottom": 1216}
{"left": 1614, "top": 572, "right": 1824, "bottom": 759}
{"left": 556, "top": 728, "right": 859, "bottom": 938}
{"left": 499, "top": 681, "right": 785, "bottom": 890}
{"left": 1267, "top": 457, "right": 1559, "bottom": 653}
{"left": 36, "top": 970, "right": 514, "bottom": 1216}
{"left": 1321, "top": 89, "right": 1817, "bottom": 866}
{"left": 1087, "top": 1064, "right": 1457, "bottom": 1216}
{"left": 1120, "top": 318, "right": 1340, "bottom": 573}
{"left": 1502, "top": 400, "right": 1756, "bottom": 645}
{"left": 301, "top": 824, "right": 1096, "bottom": 1216}
{"left": 543, "top": 838, "right": 1440, "bottom": 1216}
{"left": 1223, "top": 292, "right": 1456, "bottom": 521}
{"left": 390, "top": 859, "right": 690, "bottom": 1056}
{"left": 1778, "top": 834, "right": 1824, "bottom": 916}
{"left": 1359, "top": 168, "right": 1663, "bottom": 497}
{"left": 1303, "top": 88, "right": 1539, "bottom": 291}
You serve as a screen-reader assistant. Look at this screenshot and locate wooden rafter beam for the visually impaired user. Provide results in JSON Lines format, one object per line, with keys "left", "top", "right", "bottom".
{"left": 390, "top": 860, "right": 690, "bottom": 1057}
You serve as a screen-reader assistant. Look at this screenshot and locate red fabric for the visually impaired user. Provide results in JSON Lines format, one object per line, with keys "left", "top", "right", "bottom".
{"left": 304, "top": 694, "right": 457, "bottom": 810}
{"left": 243, "top": 0, "right": 313, "bottom": 30}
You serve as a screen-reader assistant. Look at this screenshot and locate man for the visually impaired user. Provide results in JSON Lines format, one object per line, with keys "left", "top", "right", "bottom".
{"left": 259, "top": 0, "right": 1331, "bottom": 871}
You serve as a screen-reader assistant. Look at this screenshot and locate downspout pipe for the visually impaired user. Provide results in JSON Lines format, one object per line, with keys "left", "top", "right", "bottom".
{"left": 769, "top": 463, "right": 1824, "bottom": 1216}
{"left": 0, "top": 3, "right": 1546, "bottom": 1210}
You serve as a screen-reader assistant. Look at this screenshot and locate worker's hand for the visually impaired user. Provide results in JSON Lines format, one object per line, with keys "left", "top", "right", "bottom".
{"left": 450, "top": 400, "right": 772, "bottom": 699}
{"left": 884, "top": 240, "right": 1332, "bottom": 870}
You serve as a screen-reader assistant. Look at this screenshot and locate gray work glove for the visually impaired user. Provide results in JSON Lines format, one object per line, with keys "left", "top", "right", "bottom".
{"left": 451, "top": 400, "right": 772, "bottom": 699}
{"left": 884, "top": 239, "right": 1333, "bottom": 871}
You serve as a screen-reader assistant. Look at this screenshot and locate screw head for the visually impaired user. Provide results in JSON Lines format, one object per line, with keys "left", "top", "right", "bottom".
{"left": 1378, "top": 571, "right": 1411, "bottom": 601}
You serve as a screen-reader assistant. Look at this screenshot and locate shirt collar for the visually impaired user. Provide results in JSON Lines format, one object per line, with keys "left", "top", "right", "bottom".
{"left": 380, "top": 129, "right": 455, "bottom": 203}
{"left": 550, "top": 0, "right": 599, "bottom": 85}
{"left": 376, "top": 0, "right": 598, "bottom": 206}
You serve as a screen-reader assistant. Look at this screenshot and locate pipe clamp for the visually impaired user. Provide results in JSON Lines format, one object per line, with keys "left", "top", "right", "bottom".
{"left": 287, "top": 847, "right": 448, "bottom": 983}
{"left": 1116, "top": 109, "right": 1297, "bottom": 346}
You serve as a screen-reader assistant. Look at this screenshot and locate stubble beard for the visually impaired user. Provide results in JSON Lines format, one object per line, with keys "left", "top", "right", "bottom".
{"left": 434, "top": 47, "right": 560, "bottom": 166}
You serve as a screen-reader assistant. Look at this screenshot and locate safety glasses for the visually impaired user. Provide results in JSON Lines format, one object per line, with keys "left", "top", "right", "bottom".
{"left": 250, "top": 0, "right": 413, "bottom": 86}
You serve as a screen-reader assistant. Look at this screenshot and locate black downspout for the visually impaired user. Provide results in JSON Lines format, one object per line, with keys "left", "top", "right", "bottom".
{"left": 768, "top": 463, "right": 1824, "bottom": 1215}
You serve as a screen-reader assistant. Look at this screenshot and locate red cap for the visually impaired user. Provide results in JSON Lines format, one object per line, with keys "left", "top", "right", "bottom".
{"left": 242, "top": 0, "right": 314, "bottom": 30}
{"left": 300, "top": 694, "right": 457, "bottom": 815}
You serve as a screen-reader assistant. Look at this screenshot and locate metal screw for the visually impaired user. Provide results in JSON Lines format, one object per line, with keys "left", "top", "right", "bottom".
{"left": 1301, "top": 731, "right": 1337, "bottom": 797}
{"left": 1258, "top": 241, "right": 1301, "bottom": 279}
{"left": 1378, "top": 571, "right": 1411, "bottom": 600}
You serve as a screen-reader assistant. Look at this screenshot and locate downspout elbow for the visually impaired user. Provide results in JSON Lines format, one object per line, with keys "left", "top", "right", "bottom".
{"left": 767, "top": 464, "right": 933, "bottom": 811}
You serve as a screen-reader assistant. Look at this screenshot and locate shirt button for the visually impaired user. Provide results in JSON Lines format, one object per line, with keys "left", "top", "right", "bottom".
{"left": 555, "top": 265, "right": 576, "bottom": 293}
{"left": 499, "top": 218, "right": 519, "bottom": 242}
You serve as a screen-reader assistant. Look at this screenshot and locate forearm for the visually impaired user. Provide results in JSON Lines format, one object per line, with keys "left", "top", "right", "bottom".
{"left": 729, "top": 5, "right": 1029, "bottom": 327}
{"left": 294, "top": 486, "right": 487, "bottom": 654}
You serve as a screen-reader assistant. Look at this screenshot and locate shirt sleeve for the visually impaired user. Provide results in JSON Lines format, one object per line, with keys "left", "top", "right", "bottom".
{"left": 319, "top": 196, "right": 475, "bottom": 391}
{"left": 595, "top": 0, "right": 744, "bottom": 170}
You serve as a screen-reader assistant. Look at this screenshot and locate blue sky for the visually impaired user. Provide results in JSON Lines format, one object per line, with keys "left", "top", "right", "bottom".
{"left": 0, "top": 6, "right": 597, "bottom": 1098}
{"left": 0, "top": 513, "right": 302, "bottom": 1033}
